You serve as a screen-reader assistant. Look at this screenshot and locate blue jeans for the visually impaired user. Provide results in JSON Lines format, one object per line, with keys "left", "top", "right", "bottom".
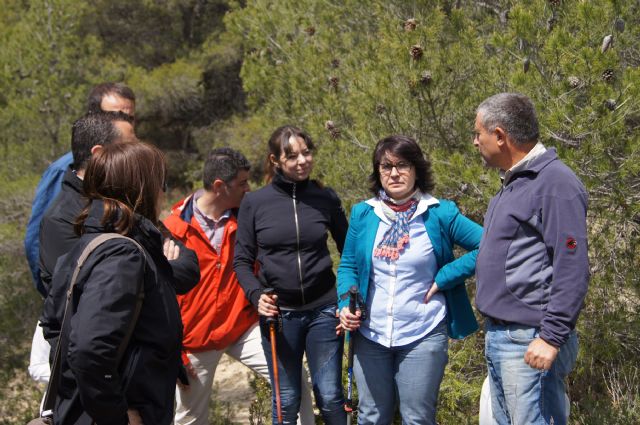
{"left": 485, "top": 321, "right": 579, "bottom": 425}
{"left": 260, "top": 303, "right": 346, "bottom": 425}
{"left": 352, "top": 320, "right": 449, "bottom": 425}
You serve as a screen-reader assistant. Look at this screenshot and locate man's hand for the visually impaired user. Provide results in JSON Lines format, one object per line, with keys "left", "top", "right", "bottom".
{"left": 524, "top": 337, "right": 559, "bottom": 370}
{"left": 176, "top": 361, "right": 198, "bottom": 390}
{"left": 163, "top": 238, "right": 180, "bottom": 261}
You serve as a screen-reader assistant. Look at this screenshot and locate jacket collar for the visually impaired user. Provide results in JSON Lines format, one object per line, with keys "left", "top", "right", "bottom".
{"left": 502, "top": 147, "right": 558, "bottom": 186}
{"left": 169, "top": 193, "right": 237, "bottom": 234}
{"left": 271, "top": 171, "right": 309, "bottom": 195}
{"left": 63, "top": 166, "right": 83, "bottom": 195}
{"left": 82, "top": 199, "right": 163, "bottom": 252}
{"left": 176, "top": 193, "right": 196, "bottom": 224}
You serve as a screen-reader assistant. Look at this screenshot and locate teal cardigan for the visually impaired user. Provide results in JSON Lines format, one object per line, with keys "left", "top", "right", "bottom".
{"left": 336, "top": 199, "right": 483, "bottom": 339}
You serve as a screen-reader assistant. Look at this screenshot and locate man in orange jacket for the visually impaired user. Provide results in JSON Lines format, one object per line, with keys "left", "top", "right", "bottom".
{"left": 164, "top": 148, "right": 314, "bottom": 425}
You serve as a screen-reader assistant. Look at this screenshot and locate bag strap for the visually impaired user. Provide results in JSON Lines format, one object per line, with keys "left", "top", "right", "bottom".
{"left": 41, "top": 233, "right": 147, "bottom": 416}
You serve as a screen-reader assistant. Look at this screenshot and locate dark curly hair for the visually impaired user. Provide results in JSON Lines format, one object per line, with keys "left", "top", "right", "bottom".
{"left": 369, "top": 135, "right": 435, "bottom": 196}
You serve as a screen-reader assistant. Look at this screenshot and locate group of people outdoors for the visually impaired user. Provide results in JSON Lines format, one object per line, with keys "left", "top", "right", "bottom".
{"left": 25, "top": 82, "right": 589, "bottom": 425}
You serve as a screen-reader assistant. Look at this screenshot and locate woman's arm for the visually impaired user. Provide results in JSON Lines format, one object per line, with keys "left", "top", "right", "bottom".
{"left": 434, "top": 201, "right": 483, "bottom": 291}
{"left": 233, "top": 196, "right": 264, "bottom": 308}
{"left": 336, "top": 205, "right": 363, "bottom": 311}
{"left": 67, "top": 242, "right": 145, "bottom": 425}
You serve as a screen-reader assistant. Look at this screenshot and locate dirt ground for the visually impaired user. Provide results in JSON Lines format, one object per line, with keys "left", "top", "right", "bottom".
{"left": 212, "top": 353, "right": 257, "bottom": 422}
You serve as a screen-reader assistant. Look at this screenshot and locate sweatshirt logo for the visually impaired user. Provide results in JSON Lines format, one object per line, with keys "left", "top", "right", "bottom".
{"left": 566, "top": 237, "right": 577, "bottom": 250}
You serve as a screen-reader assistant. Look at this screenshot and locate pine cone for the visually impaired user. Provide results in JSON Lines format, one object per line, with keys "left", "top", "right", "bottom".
{"left": 324, "top": 120, "right": 340, "bottom": 139}
{"left": 304, "top": 26, "right": 316, "bottom": 36}
{"left": 410, "top": 45, "right": 423, "bottom": 60}
{"left": 420, "top": 70, "right": 433, "bottom": 85}
{"left": 547, "top": 16, "right": 557, "bottom": 31}
{"left": 404, "top": 18, "right": 417, "bottom": 31}
{"left": 375, "top": 104, "right": 386, "bottom": 115}
{"left": 567, "top": 76, "right": 581, "bottom": 88}
{"left": 331, "top": 58, "right": 340, "bottom": 68}
{"left": 604, "top": 99, "right": 617, "bottom": 111}
{"left": 602, "top": 69, "right": 614, "bottom": 82}
{"left": 548, "top": 0, "right": 561, "bottom": 6}
{"left": 328, "top": 76, "right": 339, "bottom": 89}
{"left": 601, "top": 34, "right": 613, "bottom": 53}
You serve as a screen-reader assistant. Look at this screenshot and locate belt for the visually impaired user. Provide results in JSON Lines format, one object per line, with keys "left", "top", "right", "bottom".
{"left": 485, "top": 316, "right": 515, "bottom": 326}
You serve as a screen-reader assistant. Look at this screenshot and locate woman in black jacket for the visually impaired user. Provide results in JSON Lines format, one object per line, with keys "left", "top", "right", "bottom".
{"left": 41, "top": 141, "right": 183, "bottom": 425}
{"left": 234, "top": 125, "right": 349, "bottom": 424}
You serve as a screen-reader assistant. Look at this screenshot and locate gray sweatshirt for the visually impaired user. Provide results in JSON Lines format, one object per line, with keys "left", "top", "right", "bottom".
{"left": 475, "top": 148, "right": 589, "bottom": 347}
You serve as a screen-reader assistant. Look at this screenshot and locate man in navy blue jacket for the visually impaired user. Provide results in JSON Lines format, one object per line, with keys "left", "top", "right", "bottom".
{"left": 473, "top": 93, "right": 589, "bottom": 425}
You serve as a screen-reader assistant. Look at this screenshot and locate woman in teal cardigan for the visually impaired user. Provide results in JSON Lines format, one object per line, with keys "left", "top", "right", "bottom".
{"left": 337, "top": 135, "right": 482, "bottom": 425}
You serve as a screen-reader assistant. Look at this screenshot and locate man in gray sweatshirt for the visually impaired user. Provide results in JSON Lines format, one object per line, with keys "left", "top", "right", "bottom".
{"left": 473, "top": 93, "right": 589, "bottom": 425}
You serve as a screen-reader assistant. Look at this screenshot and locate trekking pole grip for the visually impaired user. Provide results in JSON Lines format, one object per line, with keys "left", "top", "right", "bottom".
{"left": 262, "top": 287, "right": 279, "bottom": 326}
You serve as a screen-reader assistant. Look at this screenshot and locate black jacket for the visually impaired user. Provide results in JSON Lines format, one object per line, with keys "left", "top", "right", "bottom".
{"left": 234, "top": 173, "right": 348, "bottom": 308}
{"left": 39, "top": 168, "right": 85, "bottom": 289}
{"left": 39, "top": 167, "right": 199, "bottom": 295}
{"left": 41, "top": 201, "right": 184, "bottom": 425}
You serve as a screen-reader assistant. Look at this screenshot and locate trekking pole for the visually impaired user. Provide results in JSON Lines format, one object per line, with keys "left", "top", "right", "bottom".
{"left": 263, "top": 288, "right": 283, "bottom": 425}
{"left": 344, "top": 285, "right": 358, "bottom": 425}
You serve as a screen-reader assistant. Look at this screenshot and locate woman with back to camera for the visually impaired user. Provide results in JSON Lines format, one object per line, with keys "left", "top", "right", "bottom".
{"left": 234, "top": 125, "right": 349, "bottom": 424}
{"left": 337, "top": 135, "right": 483, "bottom": 425}
{"left": 41, "top": 141, "right": 183, "bottom": 425}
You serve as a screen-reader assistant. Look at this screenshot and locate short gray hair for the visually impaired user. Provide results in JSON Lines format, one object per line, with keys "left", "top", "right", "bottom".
{"left": 477, "top": 93, "right": 539, "bottom": 145}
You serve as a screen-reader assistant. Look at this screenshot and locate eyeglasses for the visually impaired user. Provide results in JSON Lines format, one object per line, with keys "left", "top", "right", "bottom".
{"left": 379, "top": 161, "right": 412, "bottom": 175}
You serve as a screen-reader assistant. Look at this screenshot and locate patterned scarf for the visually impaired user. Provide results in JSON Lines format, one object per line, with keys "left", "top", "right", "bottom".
{"left": 373, "top": 189, "right": 419, "bottom": 260}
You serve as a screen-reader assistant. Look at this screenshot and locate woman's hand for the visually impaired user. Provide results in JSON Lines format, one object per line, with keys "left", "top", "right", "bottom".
{"left": 336, "top": 306, "right": 362, "bottom": 335}
{"left": 258, "top": 293, "right": 280, "bottom": 317}
{"left": 424, "top": 282, "right": 440, "bottom": 303}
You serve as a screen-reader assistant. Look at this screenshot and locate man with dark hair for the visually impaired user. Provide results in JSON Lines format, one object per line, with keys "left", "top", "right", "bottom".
{"left": 39, "top": 112, "right": 136, "bottom": 289}
{"left": 164, "top": 148, "right": 314, "bottom": 425}
{"left": 70, "top": 111, "right": 134, "bottom": 170}
{"left": 473, "top": 93, "right": 589, "bottom": 425}
{"left": 31, "top": 112, "right": 197, "bottom": 387}
{"left": 24, "top": 82, "right": 136, "bottom": 296}
{"left": 86, "top": 82, "right": 136, "bottom": 116}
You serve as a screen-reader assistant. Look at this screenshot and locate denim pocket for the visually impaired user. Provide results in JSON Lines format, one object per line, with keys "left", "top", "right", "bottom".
{"left": 506, "top": 325, "right": 539, "bottom": 344}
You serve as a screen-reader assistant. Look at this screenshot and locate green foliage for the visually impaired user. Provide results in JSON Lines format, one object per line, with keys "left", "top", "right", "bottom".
{"left": 0, "top": 0, "right": 104, "bottom": 173}
{"left": 208, "top": 383, "right": 237, "bottom": 424}
{"left": 0, "top": 175, "right": 45, "bottom": 423}
{"left": 227, "top": 1, "right": 640, "bottom": 423}
{"left": 1, "top": 0, "right": 639, "bottom": 423}
{"left": 248, "top": 372, "right": 272, "bottom": 425}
